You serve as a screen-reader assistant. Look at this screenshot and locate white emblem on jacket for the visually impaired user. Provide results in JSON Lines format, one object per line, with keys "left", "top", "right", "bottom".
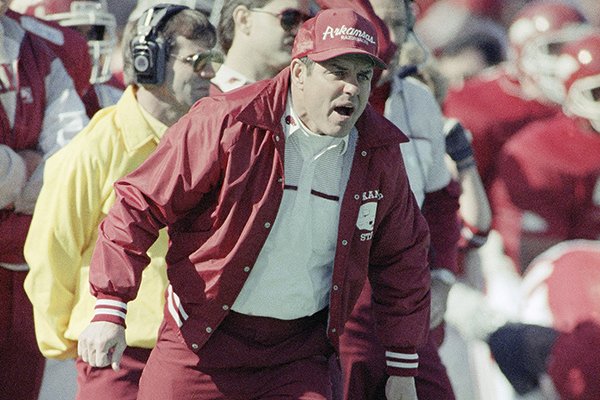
{"left": 357, "top": 199, "right": 378, "bottom": 241}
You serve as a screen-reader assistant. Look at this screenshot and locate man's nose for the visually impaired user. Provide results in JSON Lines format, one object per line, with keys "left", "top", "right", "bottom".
{"left": 343, "top": 76, "right": 360, "bottom": 96}
{"left": 199, "top": 62, "right": 217, "bottom": 79}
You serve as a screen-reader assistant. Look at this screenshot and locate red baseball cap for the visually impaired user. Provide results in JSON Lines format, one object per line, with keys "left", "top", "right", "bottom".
{"left": 291, "top": 8, "right": 387, "bottom": 69}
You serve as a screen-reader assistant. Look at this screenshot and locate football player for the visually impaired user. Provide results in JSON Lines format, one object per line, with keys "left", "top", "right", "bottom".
{"left": 0, "top": 1, "right": 88, "bottom": 399}
{"left": 493, "top": 31, "right": 600, "bottom": 271}
{"left": 443, "top": 1, "right": 586, "bottom": 194}
{"left": 11, "top": 0, "right": 124, "bottom": 116}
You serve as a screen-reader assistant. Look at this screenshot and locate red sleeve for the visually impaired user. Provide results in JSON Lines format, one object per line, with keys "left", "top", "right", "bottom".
{"left": 89, "top": 102, "right": 223, "bottom": 307}
{"left": 421, "top": 180, "right": 461, "bottom": 274}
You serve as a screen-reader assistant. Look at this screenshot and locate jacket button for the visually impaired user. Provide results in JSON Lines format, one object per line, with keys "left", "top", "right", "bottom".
{"left": 354, "top": 194, "right": 360, "bottom": 200}
{"left": 278, "top": 177, "right": 283, "bottom": 183}
{"left": 206, "top": 327, "right": 213, "bottom": 333}
{"left": 275, "top": 135, "right": 280, "bottom": 141}
{"left": 361, "top": 151, "right": 367, "bottom": 157}
{"left": 243, "top": 266, "right": 251, "bottom": 272}
{"left": 222, "top": 305, "right": 229, "bottom": 310}
{"left": 331, "top": 328, "right": 337, "bottom": 333}
{"left": 191, "top": 343, "right": 199, "bottom": 350}
{"left": 333, "top": 285, "right": 339, "bottom": 291}
{"left": 264, "top": 222, "right": 271, "bottom": 228}
{"left": 341, "top": 240, "right": 348, "bottom": 246}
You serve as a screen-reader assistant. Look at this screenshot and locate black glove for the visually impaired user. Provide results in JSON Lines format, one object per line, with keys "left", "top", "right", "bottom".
{"left": 443, "top": 118, "right": 475, "bottom": 170}
{"left": 488, "top": 323, "right": 559, "bottom": 395}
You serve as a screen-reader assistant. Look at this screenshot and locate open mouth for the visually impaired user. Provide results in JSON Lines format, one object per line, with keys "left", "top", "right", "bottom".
{"left": 334, "top": 105, "right": 355, "bottom": 117}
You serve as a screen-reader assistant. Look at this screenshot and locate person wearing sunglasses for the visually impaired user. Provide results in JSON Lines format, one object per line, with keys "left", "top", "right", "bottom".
{"left": 211, "top": 0, "right": 311, "bottom": 93}
{"left": 23, "top": 5, "right": 218, "bottom": 400}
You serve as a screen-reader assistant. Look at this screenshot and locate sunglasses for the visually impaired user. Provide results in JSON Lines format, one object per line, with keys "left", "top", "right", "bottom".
{"left": 170, "top": 49, "right": 225, "bottom": 72}
{"left": 249, "top": 8, "right": 311, "bottom": 32}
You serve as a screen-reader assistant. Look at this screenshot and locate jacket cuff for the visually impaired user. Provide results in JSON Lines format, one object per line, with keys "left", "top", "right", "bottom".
{"left": 91, "top": 295, "right": 127, "bottom": 328}
{"left": 385, "top": 349, "right": 419, "bottom": 376}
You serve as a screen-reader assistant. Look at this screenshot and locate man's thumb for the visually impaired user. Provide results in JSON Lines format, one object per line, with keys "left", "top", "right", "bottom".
{"left": 110, "top": 341, "right": 127, "bottom": 372}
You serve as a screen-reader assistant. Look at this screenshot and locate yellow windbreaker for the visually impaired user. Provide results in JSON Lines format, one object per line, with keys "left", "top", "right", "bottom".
{"left": 24, "top": 86, "right": 169, "bottom": 359}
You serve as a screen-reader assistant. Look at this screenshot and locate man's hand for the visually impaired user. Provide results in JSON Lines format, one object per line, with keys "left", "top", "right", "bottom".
{"left": 430, "top": 275, "right": 453, "bottom": 328}
{"left": 78, "top": 321, "right": 126, "bottom": 371}
{"left": 443, "top": 118, "right": 476, "bottom": 171}
{"left": 385, "top": 376, "right": 418, "bottom": 400}
{"left": 17, "top": 149, "right": 43, "bottom": 180}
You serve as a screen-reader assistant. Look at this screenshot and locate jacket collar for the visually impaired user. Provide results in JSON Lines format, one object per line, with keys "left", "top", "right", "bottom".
{"left": 116, "top": 86, "right": 168, "bottom": 152}
{"left": 234, "top": 67, "right": 408, "bottom": 149}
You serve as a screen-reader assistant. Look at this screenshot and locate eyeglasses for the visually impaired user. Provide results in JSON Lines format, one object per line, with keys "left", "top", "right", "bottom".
{"left": 170, "top": 49, "right": 225, "bottom": 72}
{"left": 249, "top": 8, "right": 311, "bottom": 32}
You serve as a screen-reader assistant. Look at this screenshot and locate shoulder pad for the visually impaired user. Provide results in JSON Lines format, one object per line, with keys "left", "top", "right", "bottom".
{"left": 19, "top": 16, "right": 65, "bottom": 46}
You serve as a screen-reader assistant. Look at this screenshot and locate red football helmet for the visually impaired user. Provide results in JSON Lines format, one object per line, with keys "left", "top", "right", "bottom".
{"left": 506, "top": 1, "right": 587, "bottom": 101}
{"left": 508, "top": 1, "right": 586, "bottom": 58}
{"left": 519, "top": 23, "right": 593, "bottom": 104}
{"left": 559, "top": 31, "right": 600, "bottom": 132}
{"left": 11, "top": 0, "right": 116, "bottom": 84}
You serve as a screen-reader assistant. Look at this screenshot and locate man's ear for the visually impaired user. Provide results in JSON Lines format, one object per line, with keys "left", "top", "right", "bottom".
{"left": 290, "top": 59, "right": 306, "bottom": 88}
{"left": 232, "top": 5, "right": 252, "bottom": 35}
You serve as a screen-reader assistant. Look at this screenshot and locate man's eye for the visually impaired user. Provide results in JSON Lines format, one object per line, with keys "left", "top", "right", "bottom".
{"left": 332, "top": 70, "right": 346, "bottom": 78}
{"left": 358, "top": 73, "right": 371, "bottom": 82}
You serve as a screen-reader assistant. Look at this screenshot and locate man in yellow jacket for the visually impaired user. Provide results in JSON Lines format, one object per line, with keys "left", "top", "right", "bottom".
{"left": 23, "top": 5, "right": 221, "bottom": 400}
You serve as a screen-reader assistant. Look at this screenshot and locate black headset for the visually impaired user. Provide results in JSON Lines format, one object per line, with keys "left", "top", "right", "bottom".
{"left": 404, "top": 0, "right": 416, "bottom": 33}
{"left": 130, "top": 4, "right": 189, "bottom": 85}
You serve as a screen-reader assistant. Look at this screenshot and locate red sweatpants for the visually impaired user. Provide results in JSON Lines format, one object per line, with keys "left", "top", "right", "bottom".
{"left": 75, "top": 346, "right": 152, "bottom": 400}
{"left": 337, "top": 283, "right": 455, "bottom": 400}
{"left": 0, "top": 269, "right": 45, "bottom": 400}
{"left": 138, "top": 309, "right": 335, "bottom": 400}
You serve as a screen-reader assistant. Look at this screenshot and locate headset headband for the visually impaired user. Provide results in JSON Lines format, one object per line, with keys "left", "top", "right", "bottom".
{"left": 136, "top": 3, "right": 188, "bottom": 43}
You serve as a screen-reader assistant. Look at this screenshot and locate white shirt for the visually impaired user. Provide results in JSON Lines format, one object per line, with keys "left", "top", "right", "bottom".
{"left": 210, "top": 64, "right": 253, "bottom": 93}
{"left": 385, "top": 76, "right": 451, "bottom": 207}
{"left": 232, "top": 94, "right": 351, "bottom": 319}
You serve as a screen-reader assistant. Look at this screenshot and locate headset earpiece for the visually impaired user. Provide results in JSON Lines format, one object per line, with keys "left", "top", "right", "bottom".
{"left": 130, "top": 4, "right": 189, "bottom": 85}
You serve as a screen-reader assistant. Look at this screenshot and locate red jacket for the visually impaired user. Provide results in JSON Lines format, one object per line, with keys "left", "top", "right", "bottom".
{"left": 90, "top": 67, "right": 431, "bottom": 375}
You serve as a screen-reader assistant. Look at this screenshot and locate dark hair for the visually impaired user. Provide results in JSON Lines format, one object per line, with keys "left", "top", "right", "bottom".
{"left": 441, "top": 24, "right": 507, "bottom": 67}
{"left": 122, "top": 8, "right": 217, "bottom": 85}
{"left": 299, "top": 56, "right": 314, "bottom": 72}
{"left": 217, "top": 0, "right": 271, "bottom": 54}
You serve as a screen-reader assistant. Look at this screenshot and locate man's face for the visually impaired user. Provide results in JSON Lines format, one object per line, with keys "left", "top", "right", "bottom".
{"left": 246, "top": 0, "right": 311, "bottom": 73}
{"left": 292, "top": 54, "right": 374, "bottom": 138}
{"left": 371, "top": 0, "right": 409, "bottom": 46}
{"left": 0, "top": 0, "right": 8, "bottom": 16}
{"left": 161, "top": 36, "right": 217, "bottom": 115}
{"left": 437, "top": 47, "right": 488, "bottom": 88}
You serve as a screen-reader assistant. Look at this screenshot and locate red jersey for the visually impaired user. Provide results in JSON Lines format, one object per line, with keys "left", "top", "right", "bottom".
{"left": 443, "top": 66, "right": 560, "bottom": 192}
{"left": 492, "top": 114, "right": 600, "bottom": 270}
{"left": 520, "top": 240, "right": 600, "bottom": 332}
{"left": 7, "top": 10, "right": 91, "bottom": 99}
